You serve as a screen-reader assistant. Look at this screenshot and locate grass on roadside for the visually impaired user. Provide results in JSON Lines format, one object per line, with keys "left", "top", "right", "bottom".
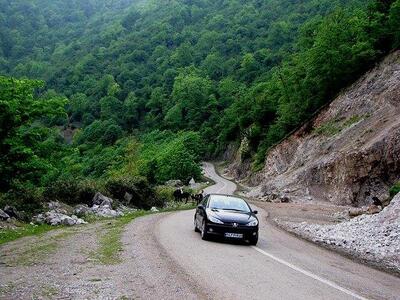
{"left": 0, "top": 223, "right": 61, "bottom": 245}
{"left": 93, "top": 210, "right": 148, "bottom": 265}
{"left": 92, "top": 203, "right": 196, "bottom": 265}
{"left": 3, "top": 229, "right": 75, "bottom": 267}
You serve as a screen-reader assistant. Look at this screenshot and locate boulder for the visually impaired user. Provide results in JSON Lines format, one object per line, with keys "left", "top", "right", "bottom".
{"left": 73, "top": 204, "right": 90, "bottom": 216}
{"left": 348, "top": 207, "right": 364, "bottom": 217}
{"left": 3, "top": 205, "right": 19, "bottom": 219}
{"left": 32, "top": 213, "right": 46, "bottom": 224}
{"left": 366, "top": 204, "right": 382, "bottom": 215}
{"left": 92, "top": 192, "right": 113, "bottom": 208}
{"left": 150, "top": 207, "right": 159, "bottom": 212}
{"left": 47, "top": 201, "right": 71, "bottom": 214}
{"left": 0, "top": 209, "right": 10, "bottom": 221}
{"left": 92, "top": 206, "right": 122, "bottom": 218}
{"left": 61, "top": 216, "right": 76, "bottom": 226}
{"left": 124, "top": 192, "right": 133, "bottom": 203}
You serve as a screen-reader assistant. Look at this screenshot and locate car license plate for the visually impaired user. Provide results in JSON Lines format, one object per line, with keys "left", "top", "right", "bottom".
{"left": 225, "top": 233, "right": 243, "bottom": 238}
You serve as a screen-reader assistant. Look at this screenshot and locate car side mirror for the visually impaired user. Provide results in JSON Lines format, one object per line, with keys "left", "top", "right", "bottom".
{"left": 253, "top": 210, "right": 258, "bottom": 215}
{"left": 197, "top": 205, "right": 203, "bottom": 209}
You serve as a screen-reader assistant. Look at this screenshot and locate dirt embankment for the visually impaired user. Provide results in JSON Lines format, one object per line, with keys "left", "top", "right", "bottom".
{"left": 227, "top": 51, "right": 400, "bottom": 207}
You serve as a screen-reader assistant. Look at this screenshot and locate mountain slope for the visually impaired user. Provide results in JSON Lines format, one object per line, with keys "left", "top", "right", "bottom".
{"left": 229, "top": 51, "right": 400, "bottom": 206}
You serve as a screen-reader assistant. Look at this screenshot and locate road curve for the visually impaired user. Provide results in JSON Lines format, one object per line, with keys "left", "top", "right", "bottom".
{"left": 202, "top": 162, "right": 236, "bottom": 195}
{"left": 153, "top": 162, "right": 400, "bottom": 300}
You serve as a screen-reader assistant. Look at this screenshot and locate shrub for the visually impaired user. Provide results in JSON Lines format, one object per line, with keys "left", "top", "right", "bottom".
{"left": 0, "top": 185, "right": 44, "bottom": 219}
{"left": 155, "top": 186, "right": 176, "bottom": 203}
{"left": 389, "top": 182, "right": 400, "bottom": 197}
{"left": 44, "top": 179, "right": 99, "bottom": 205}
{"left": 155, "top": 142, "right": 201, "bottom": 183}
{"left": 105, "top": 176, "right": 163, "bottom": 209}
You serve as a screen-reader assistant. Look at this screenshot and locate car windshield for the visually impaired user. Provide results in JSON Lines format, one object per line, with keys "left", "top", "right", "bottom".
{"left": 208, "top": 195, "right": 251, "bottom": 212}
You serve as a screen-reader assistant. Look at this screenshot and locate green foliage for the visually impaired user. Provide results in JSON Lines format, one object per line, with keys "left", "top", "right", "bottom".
{"left": 0, "top": 76, "right": 66, "bottom": 195}
{"left": 0, "top": 0, "right": 399, "bottom": 212}
{"left": 389, "top": 182, "right": 400, "bottom": 197}
{"left": 138, "top": 131, "right": 203, "bottom": 184}
{"left": 75, "top": 120, "right": 123, "bottom": 146}
{"left": 389, "top": 0, "right": 400, "bottom": 48}
{"left": 154, "top": 186, "right": 176, "bottom": 203}
{"left": 155, "top": 143, "right": 201, "bottom": 183}
{"left": 44, "top": 179, "right": 99, "bottom": 205}
{"left": 0, "top": 223, "right": 59, "bottom": 245}
{"left": 105, "top": 176, "right": 162, "bottom": 209}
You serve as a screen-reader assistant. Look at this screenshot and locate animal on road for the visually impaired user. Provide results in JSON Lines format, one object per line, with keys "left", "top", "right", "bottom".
{"left": 191, "top": 192, "right": 204, "bottom": 205}
{"left": 174, "top": 188, "right": 191, "bottom": 203}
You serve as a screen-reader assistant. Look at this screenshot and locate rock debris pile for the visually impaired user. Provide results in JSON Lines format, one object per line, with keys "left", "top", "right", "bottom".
{"left": 33, "top": 193, "right": 137, "bottom": 226}
{"left": 33, "top": 212, "right": 86, "bottom": 226}
{"left": 277, "top": 193, "right": 400, "bottom": 273}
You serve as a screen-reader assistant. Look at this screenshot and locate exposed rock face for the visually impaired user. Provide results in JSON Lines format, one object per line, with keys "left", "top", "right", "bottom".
{"left": 277, "top": 193, "right": 400, "bottom": 274}
{"left": 230, "top": 51, "right": 400, "bottom": 206}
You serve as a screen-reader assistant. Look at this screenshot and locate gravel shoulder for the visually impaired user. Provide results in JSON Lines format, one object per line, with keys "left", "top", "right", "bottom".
{"left": 0, "top": 213, "right": 203, "bottom": 299}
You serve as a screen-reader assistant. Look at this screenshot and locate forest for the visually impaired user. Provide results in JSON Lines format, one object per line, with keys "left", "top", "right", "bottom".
{"left": 0, "top": 0, "right": 399, "bottom": 212}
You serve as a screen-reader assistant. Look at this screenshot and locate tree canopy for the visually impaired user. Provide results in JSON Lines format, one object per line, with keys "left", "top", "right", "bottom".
{"left": 0, "top": 0, "right": 399, "bottom": 210}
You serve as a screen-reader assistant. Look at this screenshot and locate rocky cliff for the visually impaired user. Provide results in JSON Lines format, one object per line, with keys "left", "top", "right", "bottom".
{"left": 229, "top": 51, "right": 400, "bottom": 207}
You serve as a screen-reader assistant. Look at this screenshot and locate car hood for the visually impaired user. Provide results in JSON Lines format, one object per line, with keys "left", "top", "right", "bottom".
{"left": 206, "top": 209, "right": 257, "bottom": 224}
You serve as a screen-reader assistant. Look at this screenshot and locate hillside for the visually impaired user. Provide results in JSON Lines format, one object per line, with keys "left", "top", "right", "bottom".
{"left": 227, "top": 50, "right": 400, "bottom": 207}
{"left": 0, "top": 0, "right": 399, "bottom": 213}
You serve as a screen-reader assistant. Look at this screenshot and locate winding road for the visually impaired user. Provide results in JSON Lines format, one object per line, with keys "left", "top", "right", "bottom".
{"left": 1, "top": 162, "right": 400, "bottom": 299}
{"left": 153, "top": 162, "right": 400, "bottom": 300}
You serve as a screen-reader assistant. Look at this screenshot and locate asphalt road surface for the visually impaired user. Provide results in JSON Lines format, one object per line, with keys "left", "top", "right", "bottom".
{"left": 155, "top": 162, "right": 400, "bottom": 300}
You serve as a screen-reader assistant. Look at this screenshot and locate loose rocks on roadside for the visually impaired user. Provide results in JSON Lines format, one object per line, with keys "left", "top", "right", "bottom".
{"left": 33, "top": 211, "right": 86, "bottom": 226}
{"left": 32, "top": 193, "right": 134, "bottom": 226}
{"left": 276, "top": 193, "right": 400, "bottom": 274}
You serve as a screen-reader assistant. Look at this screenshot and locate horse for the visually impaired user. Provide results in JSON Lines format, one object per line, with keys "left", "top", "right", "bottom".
{"left": 173, "top": 188, "right": 191, "bottom": 203}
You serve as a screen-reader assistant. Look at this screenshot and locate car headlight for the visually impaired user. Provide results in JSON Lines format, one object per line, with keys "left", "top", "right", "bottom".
{"left": 246, "top": 219, "right": 258, "bottom": 226}
{"left": 208, "top": 215, "right": 224, "bottom": 224}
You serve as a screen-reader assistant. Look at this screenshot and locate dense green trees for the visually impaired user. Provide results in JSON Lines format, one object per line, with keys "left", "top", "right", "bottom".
{"left": 0, "top": 77, "right": 66, "bottom": 190}
{"left": 0, "top": 0, "right": 399, "bottom": 210}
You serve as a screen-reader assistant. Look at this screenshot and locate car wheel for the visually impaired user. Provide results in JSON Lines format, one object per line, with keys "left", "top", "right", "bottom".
{"left": 249, "top": 235, "right": 258, "bottom": 245}
{"left": 194, "top": 217, "right": 200, "bottom": 232}
{"left": 201, "top": 220, "right": 209, "bottom": 240}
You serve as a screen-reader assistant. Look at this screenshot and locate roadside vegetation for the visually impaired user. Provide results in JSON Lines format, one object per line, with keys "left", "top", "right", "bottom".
{"left": 0, "top": 223, "right": 60, "bottom": 245}
{"left": 90, "top": 204, "right": 195, "bottom": 265}
{"left": 1, "top": 202, "right": 195, "bottom": 249}
{"left": 390, "top": 182, "right": 400, "bottom": 197}
{"left": 0, "top": 0, "right": 399, "bottom": 213}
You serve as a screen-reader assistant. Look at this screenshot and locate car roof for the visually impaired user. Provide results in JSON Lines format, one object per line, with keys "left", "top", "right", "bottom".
{"left": 207, "top": 194, "right": 247, "bottom": 201}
